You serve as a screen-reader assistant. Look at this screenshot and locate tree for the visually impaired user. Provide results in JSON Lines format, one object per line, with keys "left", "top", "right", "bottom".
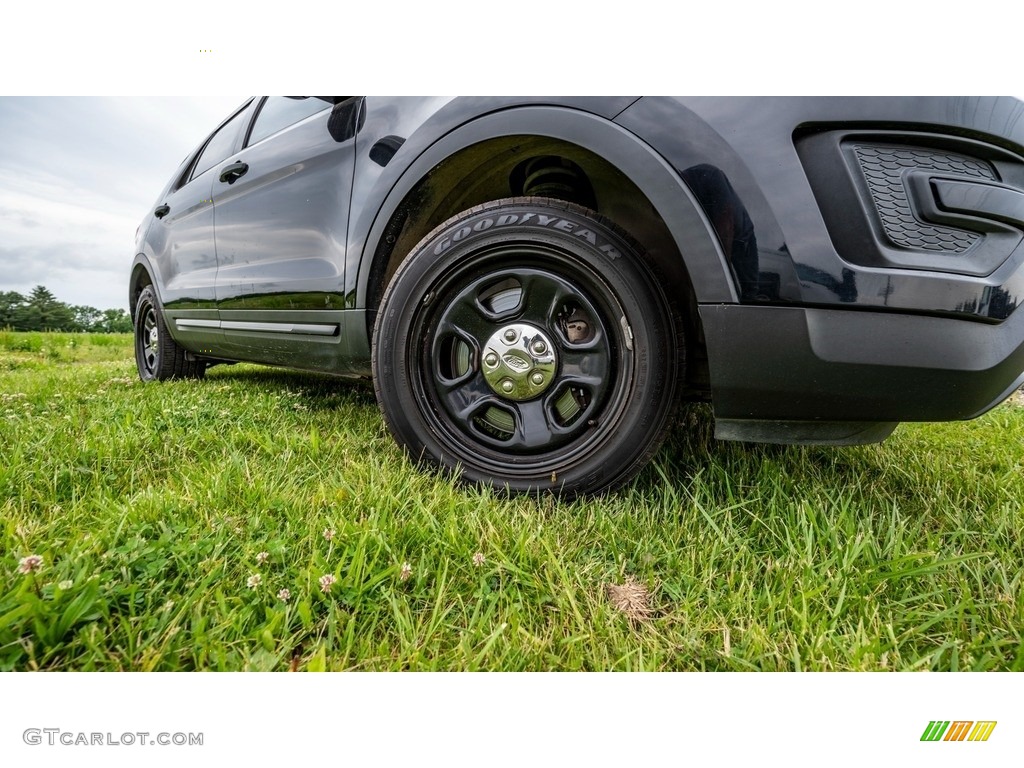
{"left": 0, "top": 285, "right": 129, "bottom": 332}
{"left": 100, "top": 308, "right": 132, "bottom": 333}
{"left": 21, "top": 286, "right": 75, "bottom": 331}
{"left": 0, "top": 291, "right": 26, "bottom": 329}
{"left": 70, "top": 305, "right": 103, "bottom": 332}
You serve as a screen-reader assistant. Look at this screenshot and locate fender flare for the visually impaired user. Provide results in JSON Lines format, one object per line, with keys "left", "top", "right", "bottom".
{"left": 129, "top": 253, "right": 162, "bottom": 319}
{"left": 355, "top": 105, "right": 738, "bottom": 306}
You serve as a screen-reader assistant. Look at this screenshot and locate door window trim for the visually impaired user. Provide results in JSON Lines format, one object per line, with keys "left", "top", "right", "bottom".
{"left": 173, "top": 99, "right": 254, "bottom": 190}
{"left": 243, "top": 96, "right": 339, "bottom": 149}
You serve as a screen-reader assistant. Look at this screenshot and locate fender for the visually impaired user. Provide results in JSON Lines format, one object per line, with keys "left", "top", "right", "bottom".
{"left": 351, "top": 104, "right": 738, "bottom": 307}
{"left": 129, "top": 252, "right": 162, "bottom": 318}
{"left": 617, "top": 96, "right": 1024, "bottom": 317}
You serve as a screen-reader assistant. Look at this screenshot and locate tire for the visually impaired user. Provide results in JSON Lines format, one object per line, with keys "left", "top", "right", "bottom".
{"left": 372, "top": 197, "right": 681, "bottom": 496}
{"left": 134, "top": 285, "right": 206, "bottom": 382}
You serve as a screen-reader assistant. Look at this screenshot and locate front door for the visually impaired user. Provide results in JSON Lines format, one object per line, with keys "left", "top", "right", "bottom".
{"left": 212, "top": 97, "right": 361, "bottom": 371}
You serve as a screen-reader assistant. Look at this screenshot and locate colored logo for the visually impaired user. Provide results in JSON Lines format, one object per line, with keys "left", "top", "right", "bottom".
{"left": 921, "top": 721, "right": 997, "bottom": 742}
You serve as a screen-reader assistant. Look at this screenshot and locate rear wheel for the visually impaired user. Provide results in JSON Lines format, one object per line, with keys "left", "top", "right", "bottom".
{"left": 134, "top": 285, "right": 206, "bottom": 381}
{"left": 372, "top": 197, "right": 681, "bottom": 496}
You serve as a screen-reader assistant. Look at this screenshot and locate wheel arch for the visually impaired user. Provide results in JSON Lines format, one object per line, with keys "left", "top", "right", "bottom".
{"left": 358, "top": 107, "right": 737, "bottom": 312}
{"left": 129, "top": 254, "right": 159, "bottom": 322}
{"left": 356, "top": 105, "right": 736, "bottom": 397}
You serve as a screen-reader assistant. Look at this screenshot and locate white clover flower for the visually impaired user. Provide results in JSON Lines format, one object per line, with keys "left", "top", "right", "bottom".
{"left": 323, "top": 528, "right": 335, "bottom": 541}
{"left": 246, "top": 574, "right": 262, "bottom": 590}
{"left": 472, "top": 552, "right": 485, "bottom": 567}
{"left": 399, "top": 562, "right": 413, "bottom": 582}
{"left": 256, "top": 551, "right": 270, "bottom": 565}
{"left": 277, "top": 588, "right": 291, "bottom": 602}
{"left": 319, "top": 574, "right": 336, "bottom": 593}
{"left": 18, "top": 554, "right": 43, "bottom": 574}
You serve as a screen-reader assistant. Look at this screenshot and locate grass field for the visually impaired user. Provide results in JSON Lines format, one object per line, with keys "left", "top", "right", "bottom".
{"left": 1, "top": 331, "right": 1022, "bottom": 671}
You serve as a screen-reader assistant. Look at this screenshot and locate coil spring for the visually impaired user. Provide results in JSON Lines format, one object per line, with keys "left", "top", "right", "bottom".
{"left": 517, "top": 156, "right": 596, "bottom": 209}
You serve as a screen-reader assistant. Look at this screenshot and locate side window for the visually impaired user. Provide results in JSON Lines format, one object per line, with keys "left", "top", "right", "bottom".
{"left": 189, "top": 107, "right": 249, "bottom": 182}
{"left": 246, "top": 97, "right": 333, "bottom": 147}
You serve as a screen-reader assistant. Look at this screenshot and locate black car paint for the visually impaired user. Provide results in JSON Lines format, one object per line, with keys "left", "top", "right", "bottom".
{"left": 131, "top": 96, "right": 1024, "bottom": 443}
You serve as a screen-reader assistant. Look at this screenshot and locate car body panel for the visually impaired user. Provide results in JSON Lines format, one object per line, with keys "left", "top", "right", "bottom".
{"left": 213, "top": 99, "right": 352, "bottom": 313}
{"left": 210, "top": 98, "right": 358, "bottom": 367}
{"left": 617, "top": 96, "right": 1024, "bottom": 320}
{"left": 145, "top": 168, "right": 218, "bottom": 309}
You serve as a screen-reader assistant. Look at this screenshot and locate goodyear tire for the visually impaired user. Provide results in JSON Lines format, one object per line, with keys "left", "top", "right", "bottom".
{"left": 372, "top": 197, "right": 680, "bottom": 496}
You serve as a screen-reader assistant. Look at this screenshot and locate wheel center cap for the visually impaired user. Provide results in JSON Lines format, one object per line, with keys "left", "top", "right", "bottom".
{"left": 482, "top": 323, "right": 557, "bottom": 401}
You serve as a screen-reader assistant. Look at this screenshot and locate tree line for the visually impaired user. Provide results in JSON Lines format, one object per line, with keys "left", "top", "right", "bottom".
{"left": 0, "top": 286, "right": 133, "bottom": 333}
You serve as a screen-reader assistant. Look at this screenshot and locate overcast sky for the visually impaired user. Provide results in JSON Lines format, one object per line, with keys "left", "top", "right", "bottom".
{"left": 0, "top": 97, "right": 245, "bottom": 311}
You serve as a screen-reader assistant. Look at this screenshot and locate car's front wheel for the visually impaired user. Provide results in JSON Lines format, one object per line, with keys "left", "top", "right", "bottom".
{"left": 134, "top": 285, "right": 206, "bottom": 382}
{"left": 372, "top": 197, "right": 681, "bottom": 496}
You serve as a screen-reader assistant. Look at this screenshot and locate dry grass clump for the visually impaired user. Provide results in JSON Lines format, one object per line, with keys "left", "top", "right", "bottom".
{"left": 605, "top": 577, "right": 653, "bottom": 622}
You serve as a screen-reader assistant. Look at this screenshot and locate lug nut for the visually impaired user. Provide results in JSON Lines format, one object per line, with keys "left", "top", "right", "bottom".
{"left": 532, "top": 340, "right": 546, "bottom": 354}
{"left": 484, "top": 353, "right": 498, "bottom": 367}
{"left": 501, "top": 380, "right": 515, "bottom": 393}
{"left": 531, "top": 372, "right": 544, "bottom": 386}
{"left": 503, "top": 328, "right": 517, "bottom": 342}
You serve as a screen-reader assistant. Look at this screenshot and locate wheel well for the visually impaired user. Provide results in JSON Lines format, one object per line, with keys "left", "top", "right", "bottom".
{"left": 129, "top": 264, "right": 153, "bottom": 322}
{"left": 366, "top": 136, "right": 709, "bottom": 397}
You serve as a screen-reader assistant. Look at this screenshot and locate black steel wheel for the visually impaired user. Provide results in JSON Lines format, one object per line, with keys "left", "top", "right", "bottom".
{"left": 133, "top": 285, "right": 206, "bottom": 382}
{"left": 373, "top": 197, "right": 681, "bottom": 496}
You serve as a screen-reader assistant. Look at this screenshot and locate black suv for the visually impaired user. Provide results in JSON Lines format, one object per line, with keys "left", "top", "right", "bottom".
{"left": 130, "top": 97, "right": 1024, "bottom": 495}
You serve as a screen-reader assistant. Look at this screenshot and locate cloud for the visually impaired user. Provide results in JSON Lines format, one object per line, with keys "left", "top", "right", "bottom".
{"left": 0, "top": 242, "right": 128, "bottom": 312}
{"left": 0, "top": 96, "right": 244, "bottom": 310}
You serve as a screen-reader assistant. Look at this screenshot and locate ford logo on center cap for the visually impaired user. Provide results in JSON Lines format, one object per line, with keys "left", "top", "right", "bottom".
{"left": 502, "top": 354, "right": 530, "bottom": 372}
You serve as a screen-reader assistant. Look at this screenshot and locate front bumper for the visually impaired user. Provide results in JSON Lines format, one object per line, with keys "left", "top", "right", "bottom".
{"left": 700, "top": 303, "right": 1024, "bottom": 444}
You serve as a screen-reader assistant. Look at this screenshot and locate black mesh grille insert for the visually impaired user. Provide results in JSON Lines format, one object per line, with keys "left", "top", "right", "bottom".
{"left": 853, "top": 144, "right": 996, "bottom": 253}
